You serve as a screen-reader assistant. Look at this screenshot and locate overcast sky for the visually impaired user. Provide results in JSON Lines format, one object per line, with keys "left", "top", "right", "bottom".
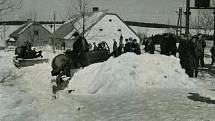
{"left": 5, "top": 0, "right": 207, "bottom": 25}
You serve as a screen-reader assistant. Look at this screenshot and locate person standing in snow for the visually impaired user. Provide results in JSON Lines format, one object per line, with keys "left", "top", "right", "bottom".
{"left": 148, "top": 38, "right": 155, "bottom": 54}
{"left": 211, "top": 45, "right": 215, "bottom": 65}
{"left": 113, "top": 39, "right": 118, "bottom": 57}
{"left": 118, "top": 34, "right": 124, "bottom": 54}
{"left": 124, "top": 39, "right": 130, "bottom": 53}
{"left": 93, "top": 42, "right": 98, "bottom": 50}
{"left": 144, "top": 38, "right": 149, "bottom": 53}
{"left": 132, "top": 39, "right": 141, "bottom": 55}
{"left": 196, "top": 34, "right": 206, "bottom": 67}
{"left": 179, "top": 35, "right": 198, "bottom": 78}
{"left": 72, "top": 32, "right": 90, "bottom": 67}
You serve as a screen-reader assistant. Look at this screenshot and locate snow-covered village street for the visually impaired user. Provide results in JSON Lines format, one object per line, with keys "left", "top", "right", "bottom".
{"left": 1, "top": 0, "right": 215, "bottom": 121}
{"left": 0, "top": 42, "right": 215, "bottom": 121}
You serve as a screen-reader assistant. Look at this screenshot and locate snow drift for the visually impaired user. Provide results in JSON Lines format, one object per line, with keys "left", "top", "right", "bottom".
{"left": 68, "top": 53, "right": 196, "bottom": 95}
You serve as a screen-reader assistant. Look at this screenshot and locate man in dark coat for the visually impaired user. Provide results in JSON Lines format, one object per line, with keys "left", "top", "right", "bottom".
{"left": 132, "top": 39, "right": 141, "bottom": 55}
{"left": 148, "top": 38, "right": 155, "bottom": 54}
{"left": 179, "top": 35, "right": 198, "bottom": 78}
{"left": 72, "top": 32, "right": 90, "bottom": 67}
{"left": 113, "top": 39, "right": 118, "bottom": 57}
{"left": 93, "top": 42, "right": 98, "bottom": 50}
{"left": 144, "top": 38, "right": 149, "bottom": 53}
{"left": 124, "top": 39, "right": 130, "bottom": 53}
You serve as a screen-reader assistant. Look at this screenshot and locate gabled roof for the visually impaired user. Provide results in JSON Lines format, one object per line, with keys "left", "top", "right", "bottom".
{"left": 107, "top": 13, "right": 140, "bottom": 40}
{"left": 51, "top": 10, "right": 108, "bottom": 40}
{"left": 9, "top": 21, "right": 51, "bottom": 39}
{"left": 51, "top": 10, "right": 140, "bottom": 41}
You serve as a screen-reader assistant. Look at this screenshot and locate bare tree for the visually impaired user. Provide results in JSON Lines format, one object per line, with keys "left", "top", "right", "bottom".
{"left": 190, "top": 0, "right": 215, "bottom": 35}
{"left": 65, "top": 0, "right": 91, "bottom": 37}
{"left": 190, "top": 9, "right": 214, "bottom": 34}
{"left": 137, "top": 32, "right": 147, "bottom": 45}
{"left": 0, "top": 0, "right": 22, "bottom": 47}
{"left": 0, "top": 0, "right": 22, "bottom": 17}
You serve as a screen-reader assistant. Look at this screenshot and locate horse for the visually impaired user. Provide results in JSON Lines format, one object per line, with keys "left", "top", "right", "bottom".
{"left": 159, "top": 33, "right": 177, "bottom": 56}
{"left": 150, "top": 33, "right": 178, "bottom": 56}
{"left": 51, "top": 52, "right": 78, "bottom": 95}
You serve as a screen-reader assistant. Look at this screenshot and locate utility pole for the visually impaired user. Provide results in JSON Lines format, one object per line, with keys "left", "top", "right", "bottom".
{"left": 177, "top": 7, "right": 183, "bottom": 36}
{"left": 3, "top": 22, "right": 6, "bottom": 48}
{"left": 213, "top": 9, "right": 215, "bottom": 45}
{"left": 32, "top": 12, "right": 36, "bottom": 45}
{"left": 185, "top": 0, "right": 190, "bottom": 35}
{"left": 53, "top": 11, "right": 56, "bottom": 53}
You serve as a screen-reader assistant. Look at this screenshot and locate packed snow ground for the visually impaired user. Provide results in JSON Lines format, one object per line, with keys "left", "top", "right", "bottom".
{"left": 1, "top": 44, "right": 215, "bottom": 121}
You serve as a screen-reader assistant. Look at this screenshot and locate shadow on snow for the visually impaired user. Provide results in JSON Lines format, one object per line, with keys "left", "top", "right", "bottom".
{"left": 187, "top": 93, "right": 215, "bottom": 105}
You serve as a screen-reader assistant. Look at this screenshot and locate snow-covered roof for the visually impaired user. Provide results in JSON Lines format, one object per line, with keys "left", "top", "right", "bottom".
{"left": 17, "top": 23, "right": 33, "bottom": 35}
{"left": 64, "top": 11, "right": 105, "bottom": 39}
{"left": 42, "top": 24, "right": 62, "bottom": 33}
{"left": 51, "top": 10, "right": 108, "bottom": 40}
{"left": 9, "top": 22, "right": 51, "bottom": 38}
{"left": 7, "top": 38, "right": 15, "bottom": 42}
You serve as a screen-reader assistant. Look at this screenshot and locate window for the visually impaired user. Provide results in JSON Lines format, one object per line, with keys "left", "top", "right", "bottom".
{"left": 34, "top": 31, "right": 39, "bottom": 35}
{"left": 118, "top": 29, "right": 121, "bottom": 32}
{"left": 109, "top": 19, "right": 112, "bottom": 22}
{"left": 99, "top": 29, "right": 103, "bottom": 31}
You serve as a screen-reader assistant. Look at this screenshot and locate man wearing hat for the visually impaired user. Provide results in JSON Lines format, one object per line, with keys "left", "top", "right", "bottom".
{"left": 72, "top": 32, "right": 90, "bottom": 67}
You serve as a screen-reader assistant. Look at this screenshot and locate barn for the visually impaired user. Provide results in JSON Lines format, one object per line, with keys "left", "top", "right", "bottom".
{"left": 51, "top": 9, "right": 140, "bottom": 51}
{"left": 8, "top": 19, "right": 52, "bottom": 47}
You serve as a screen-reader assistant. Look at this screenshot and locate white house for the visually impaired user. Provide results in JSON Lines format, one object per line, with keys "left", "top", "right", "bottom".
{"left": 52, "top": 9, "right": 140, "bottom": 51}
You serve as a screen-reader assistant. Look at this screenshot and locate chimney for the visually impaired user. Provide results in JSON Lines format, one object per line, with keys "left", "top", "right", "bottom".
{"left": 93, "top": 7, "right": 99, "bottom": 12}
{"left": 27, "top": 19, "right": 32, "bottom": 24}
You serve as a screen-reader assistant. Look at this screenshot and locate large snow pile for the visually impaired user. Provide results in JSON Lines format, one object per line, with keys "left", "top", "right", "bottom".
{"left": 68, "top": 53, "right": 196, "bottom": 95}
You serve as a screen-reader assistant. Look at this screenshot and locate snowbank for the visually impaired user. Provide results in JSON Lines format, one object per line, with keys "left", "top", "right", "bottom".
{"left": 68, "top": 53, "right": 196, "bottom": 95}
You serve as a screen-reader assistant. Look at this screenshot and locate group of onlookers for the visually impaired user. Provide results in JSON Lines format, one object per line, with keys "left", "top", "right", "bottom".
{"left": 69, "top": 31, "right": 215, "bottom": 78}
{"left": 143, "top": 33, "right": 215, "bottom": 78}
{"left": 111, "top": 37, "right": 141, "bottom": 57}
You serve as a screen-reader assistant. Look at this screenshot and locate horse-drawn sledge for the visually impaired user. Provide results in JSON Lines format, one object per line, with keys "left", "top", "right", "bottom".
{"left": 13, "top": 56, "right": 49, "bottom": 68}
{"left": 13, "top": 46, "right": 49, "bottom": 68}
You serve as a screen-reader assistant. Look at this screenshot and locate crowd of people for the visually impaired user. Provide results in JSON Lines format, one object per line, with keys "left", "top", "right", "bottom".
{"left": 60, "top": 31, "right": 215, "bottom": 78}
{"left": 111, "top": 37, "right": 141, "bottom": 57}
{"left": 143, "top": 33, "right": 215, "bottom": 78}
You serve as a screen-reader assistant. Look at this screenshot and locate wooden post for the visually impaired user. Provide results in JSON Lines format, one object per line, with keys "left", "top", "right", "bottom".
{"left": 213, "top": 9, "right": 215, "bottom": 45}
{"left": 179, "top": 8, "right": 182, "bottom": 36}
{"left": 185, "top": 0, "right": 190, "bottom": 35}
{"left": 53, "top": 11, "right": 56, "bottom": 53}
{"left": 3, "top": 23, "right": 6, "bottom": 48}
{"left": 177, "top": 7, "right": 183, "bottom": 36}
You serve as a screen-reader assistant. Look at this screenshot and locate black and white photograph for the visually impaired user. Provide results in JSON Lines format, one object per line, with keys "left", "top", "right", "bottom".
{"left": 1, "top": 0, "right": 215, "bottom": 120}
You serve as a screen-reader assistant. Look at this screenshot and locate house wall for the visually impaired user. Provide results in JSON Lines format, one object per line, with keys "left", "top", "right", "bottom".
{"left": 85, "top": 14, "right": 140, "bottom": 51}
{"left": 16, "top": 25, "right": 52, "bottom": 46}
